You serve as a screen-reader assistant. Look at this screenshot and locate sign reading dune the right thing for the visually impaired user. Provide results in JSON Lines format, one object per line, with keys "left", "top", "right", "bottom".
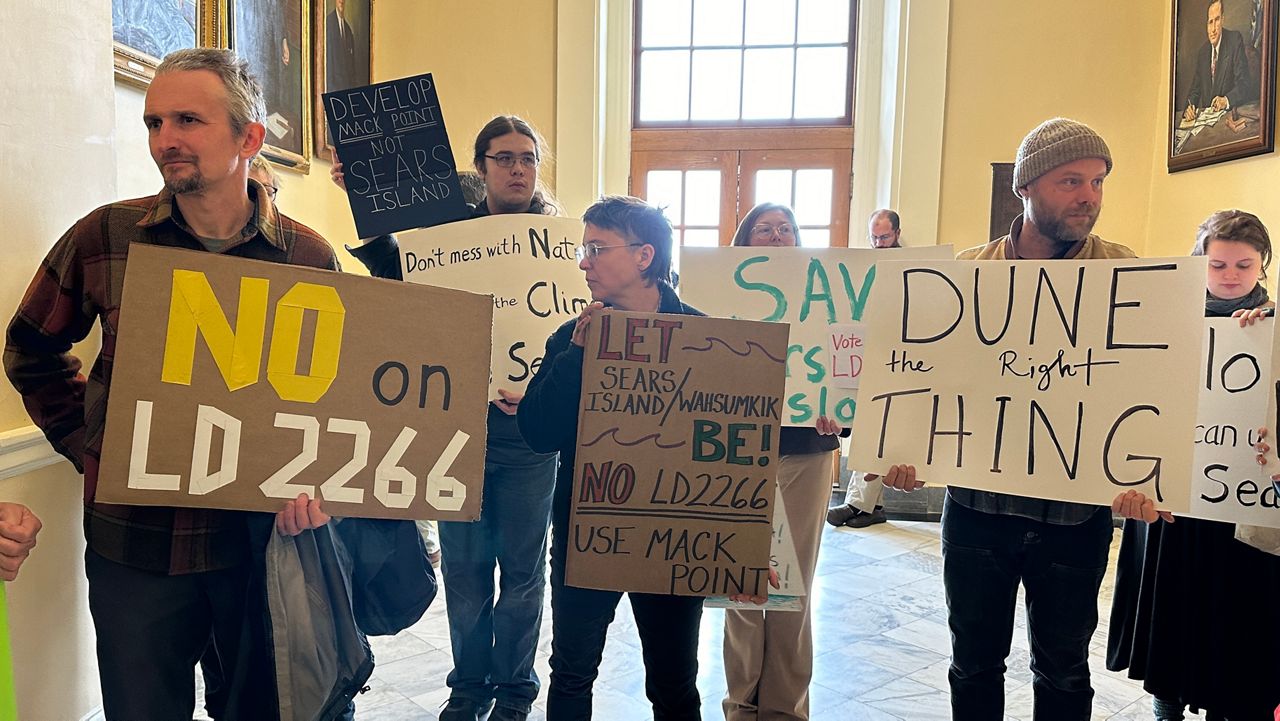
{"left": 848, "top": 257, "right": 1206, "bottom": 509}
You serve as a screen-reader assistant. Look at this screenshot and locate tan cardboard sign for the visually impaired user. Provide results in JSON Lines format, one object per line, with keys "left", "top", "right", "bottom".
{"left": 848, "top": 257, "right": 1206, "bottom": 509}
{"left": 397, "top": 214, "right": 590, "bottom": 397}
{"left": 568, "top": 309, "right": 788, "bottom": 596}
{"left": 97, "top": 244, "right": 493, "bottom": 521}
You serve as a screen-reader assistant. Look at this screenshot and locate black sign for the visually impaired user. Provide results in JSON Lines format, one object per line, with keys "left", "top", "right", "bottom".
{"left": 323, "top": 73, "right": 470, "bottom": 238}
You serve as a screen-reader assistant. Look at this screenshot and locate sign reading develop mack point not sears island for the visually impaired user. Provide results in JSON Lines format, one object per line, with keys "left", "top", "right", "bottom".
{"left": 680, "top": 246, "right": 952, "bottom": 427}
{"left": 97, "top": 245, "right": 493, "bottom": 521}
{"left": 848, "top": 257, "right": 1207, "bottom": 510}
{"left": 324, "top": 73, "right": 470, "bottom": 238}
{"left": 397, "top": 214, "right": 590, "bottom": 397}
{"left": 569, "top": 310, "right": 789, "bottom": 597}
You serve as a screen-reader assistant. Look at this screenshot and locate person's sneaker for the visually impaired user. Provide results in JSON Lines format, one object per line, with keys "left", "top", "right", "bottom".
{"left": 439, "top": 698, "right": 495, "bottom": 721}
{"left": 489, "top": 705, "right": 528, "bottom": 721}
{"left": 844, "top": 506, "right": 887, "bottom": 529}
{"left": 826, "top": 503, "right": 860, "bottom": 527}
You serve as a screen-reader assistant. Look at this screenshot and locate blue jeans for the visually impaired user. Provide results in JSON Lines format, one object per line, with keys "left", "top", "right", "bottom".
{"left": 438, "top": 440, "right": 557, "bottom": 713}
{"left": 942, "top": 495, "right": 1113, "bottom": 721}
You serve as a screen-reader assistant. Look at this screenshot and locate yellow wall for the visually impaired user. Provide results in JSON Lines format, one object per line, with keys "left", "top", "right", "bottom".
{"left": 0, "top": 3, "right": 114, "bottom": 717}
{"left": 1143, "top": 0, "right": 1280, "bottom": 258}
{"left": 938, "top": 1, "right": 1166, "bottom": 257}
{"left": 372, "top": 0, "right": 559, "bottom": 197}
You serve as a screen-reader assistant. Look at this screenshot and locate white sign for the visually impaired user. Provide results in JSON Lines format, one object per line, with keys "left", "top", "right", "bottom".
{"left": 398, "top": 214, "right": 590, "bottom": 397}
{"left": 680, "top": 246, "right": 952, "bottom": 427}
{"left": 848, "top": 257, "right": 1207, "bottom": 510}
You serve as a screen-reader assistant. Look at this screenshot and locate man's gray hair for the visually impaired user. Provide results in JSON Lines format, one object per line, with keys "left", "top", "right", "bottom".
{"left": 155, "top": 48, "right": 266, "bottom": 137}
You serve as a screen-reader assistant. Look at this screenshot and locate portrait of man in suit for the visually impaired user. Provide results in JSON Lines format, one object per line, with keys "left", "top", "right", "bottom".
{"left": 234, "top": 0, "right": 307, "bottom": 159}
{"left": 1183, "top": 0, "right": 1255, "bottom": 120}
{"left": 1169, "top": 0, "right": 1274, "bottom": 168}
{"left": 317, "top": 0, "right": 371, "bottom": 154}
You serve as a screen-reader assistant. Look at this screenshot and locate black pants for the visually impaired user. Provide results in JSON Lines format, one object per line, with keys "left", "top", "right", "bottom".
{"left": 941, "top": 497, "right": 1113, "bottom": 721}
{"left": 86, "top": 548, "right": 273, "bottom": 720}
{"left": 546, "top": 548, "right": 703, "bottom": 720}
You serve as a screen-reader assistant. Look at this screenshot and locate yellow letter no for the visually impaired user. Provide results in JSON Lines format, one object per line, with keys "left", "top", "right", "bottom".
{"left": 267, "top": 283, "right": 346, "bottom": 403}
{"left": 161, "top": 271, "right": 269, "bottom": 391}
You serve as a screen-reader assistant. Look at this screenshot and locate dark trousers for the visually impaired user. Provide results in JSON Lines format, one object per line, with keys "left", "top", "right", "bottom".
{"left": 439, "top": 452, "right": 557, "bottom": 712}
{"left": 941, "top": 496, "right": 1113, "bottom": 721}
{"left": 85, "top": 548, "right": 272, "bottom": 720}
{"left": 545, "top": 544, "right": 703, "bottom": 720}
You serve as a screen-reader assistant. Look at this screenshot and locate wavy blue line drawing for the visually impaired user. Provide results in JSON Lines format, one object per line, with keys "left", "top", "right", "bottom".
{"left": 681, "top": 336, "right": 785, "bottom": 364}
{"left": 582, "top": 427, "right": 687, "bottom": 449}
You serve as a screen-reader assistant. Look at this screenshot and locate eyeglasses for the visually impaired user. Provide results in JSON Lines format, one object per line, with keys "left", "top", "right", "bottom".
{"left": 751, "top": 223, "right": 795, "bottom": 238}
{"left": 484, "top": 153, "right": 539, "bottom": 169}
{"left": 575, "top": 242, "right": 643, "bottom": 262}
{"left": 265, "top": 185, "right": 279, "bottom": 200}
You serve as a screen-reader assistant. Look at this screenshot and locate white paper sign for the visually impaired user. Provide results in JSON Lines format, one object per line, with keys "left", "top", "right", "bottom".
{"left": 398, "top": 214, "right": 589, "bottom": 398}
{"left": 1189, "top": 318, "right": 1280, "bottom": 525}
{"left": 679, "top": 246, "right": 952, "bottom": 427}
{"left": 848, "top": 257, "right": 1207, "bottom": 510}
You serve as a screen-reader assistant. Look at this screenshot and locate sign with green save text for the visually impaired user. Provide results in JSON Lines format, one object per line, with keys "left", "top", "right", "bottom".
{"left": 569, "top": 310, "right": 788, "bottom": 596}
{"left": 679, "top": 246, "right": 953, "bottom": 427}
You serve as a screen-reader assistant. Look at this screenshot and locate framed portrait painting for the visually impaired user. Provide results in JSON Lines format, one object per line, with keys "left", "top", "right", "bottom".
{"left": 229, "top": 0, "right": 312, "bottom": 171}
{"left": 1169, "top": 0, "right": 1278, "bottom": 172}
{"left": 313, "top": 0, "right": 374, "bottom": 158}
{"left": 112, "top": 0, "right": 222, "bottom": 87}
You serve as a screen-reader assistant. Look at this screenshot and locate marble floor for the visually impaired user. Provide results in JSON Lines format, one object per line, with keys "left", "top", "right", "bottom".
{"left": 352, "top": 516, "right": 1191, "bottom": 721}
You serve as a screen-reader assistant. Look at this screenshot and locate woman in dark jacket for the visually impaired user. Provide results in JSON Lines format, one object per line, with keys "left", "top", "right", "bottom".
{"left": 518, "top": 196, "right": 705, "bottom": 720}
{"left": 1108, "top": 209, "right": 1280, "bottom": 721}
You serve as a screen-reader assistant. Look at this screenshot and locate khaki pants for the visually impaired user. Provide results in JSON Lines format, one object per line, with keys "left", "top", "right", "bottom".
{"left": 722, "top": 450, "right": 835, "bottom": 721}
{"left": 842, "top": 471, "right": 883, "bottom": 513}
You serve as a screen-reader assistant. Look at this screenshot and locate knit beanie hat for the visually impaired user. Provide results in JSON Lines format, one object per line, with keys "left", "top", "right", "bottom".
{"left": 1012, "top": 118, "right": 1113, "bottom": 193}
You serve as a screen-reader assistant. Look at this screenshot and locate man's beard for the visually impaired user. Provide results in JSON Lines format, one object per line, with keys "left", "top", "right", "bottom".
{"left": 161, "top": 157, "right": 206, "bottom": 194}
{"left": 165, "top": 171, "right": 206, "bottom": 195}
{"left": 1029, "top": 197, "right": 1099, "bottom": 244}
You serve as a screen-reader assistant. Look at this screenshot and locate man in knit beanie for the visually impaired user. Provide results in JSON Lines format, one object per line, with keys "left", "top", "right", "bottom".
{"left": 879, "top": 118, "right": 1140, "bottom": 718}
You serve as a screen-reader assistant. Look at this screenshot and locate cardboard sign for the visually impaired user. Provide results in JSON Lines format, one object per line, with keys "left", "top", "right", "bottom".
{"left": 704, "top": 486, "right": 804, "bottom": 611}
{"left": 1191, "top": 318, "right": 1280, "bottom": 526}
{"left": 848, "top": 257, "right": 1206, "bottom": 509}
{"left": 324, "top": 73, "right": 470, "bottom": 238}
{"left": 97, "top": 244, "right": 493, "bottom": 521}
{"left": 569, "top": 310, "right": 788, "bottom": 596}
{"left": 680, "top": 246, "right": 953, "bottom": 427}
{"left": 397, "top": 214, "right": 590, "bottom": 397}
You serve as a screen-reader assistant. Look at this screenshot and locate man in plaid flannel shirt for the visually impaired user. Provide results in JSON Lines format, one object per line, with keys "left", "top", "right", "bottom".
{"left": 4, "top": 48, "right": 337, "bottom": 719}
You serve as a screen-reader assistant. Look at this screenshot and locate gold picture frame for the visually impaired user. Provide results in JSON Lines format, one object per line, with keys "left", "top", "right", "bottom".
{"left": 112, "top": 0, "right": 224, "bottom": 88}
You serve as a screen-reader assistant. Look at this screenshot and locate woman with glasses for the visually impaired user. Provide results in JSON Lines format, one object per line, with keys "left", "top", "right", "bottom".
{"left": 721, "top": 202, "right": 844, "bottom": 721}
{"left": 519, "top": 196, "right": 706, "bottom": 720}
{"left": 332, "top": 115, "right": 560, "bottom": 721}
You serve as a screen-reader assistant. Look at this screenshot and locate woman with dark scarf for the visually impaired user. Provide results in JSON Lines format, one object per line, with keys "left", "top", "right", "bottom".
{"left": 1107, "top": 209, "right": 1280, "bottom": 720}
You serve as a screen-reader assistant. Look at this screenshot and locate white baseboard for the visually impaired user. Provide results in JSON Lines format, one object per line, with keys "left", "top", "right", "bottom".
{"left": 0, "top": 425, "right": 66, "bottom": 481}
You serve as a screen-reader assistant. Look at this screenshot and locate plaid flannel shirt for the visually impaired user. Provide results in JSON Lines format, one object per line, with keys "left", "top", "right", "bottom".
{"left": 4, "top": 181, "right": 339, "bottom": 574}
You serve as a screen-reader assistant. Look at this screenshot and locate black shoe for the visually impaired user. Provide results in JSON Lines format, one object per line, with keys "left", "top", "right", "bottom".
{"left": 844, "top": 506, "right": 887, "bottom": 529}
{"left": 489, "top": 706, "right": 528, "bottom": 721}
{"left": 439, "top": 698, "right": 496, "bottom": 721}
{"left": 826, "top": 503, "right": 860, "bottom": 526}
